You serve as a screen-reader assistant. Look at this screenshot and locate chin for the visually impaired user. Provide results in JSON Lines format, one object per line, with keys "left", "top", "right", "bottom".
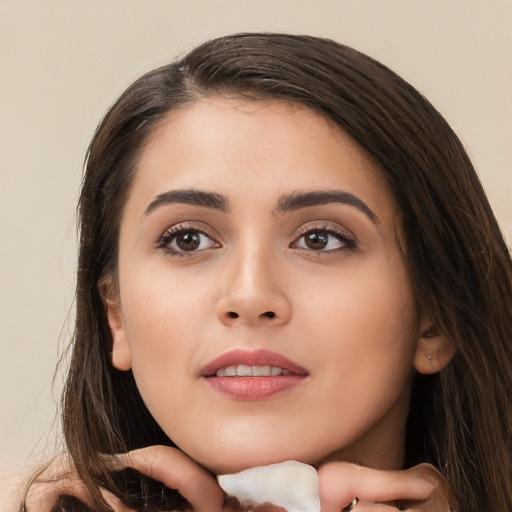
{"left": 203, "top": 455, "right": 294, "bottom": 476}
{"left": 190, "top": 444, "right": 319, "bottom": 475}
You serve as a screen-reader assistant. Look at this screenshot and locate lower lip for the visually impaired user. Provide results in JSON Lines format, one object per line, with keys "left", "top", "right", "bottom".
{"left": 204, "top": 375, "right": 307, "bottom": 400}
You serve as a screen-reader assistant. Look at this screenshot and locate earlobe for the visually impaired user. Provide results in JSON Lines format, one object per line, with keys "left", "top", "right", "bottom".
{"left": 414, "top": 323, "right": 455, "bottom": 375}
{"left": 98, "top": 276, "right": 132, "bottom": 371}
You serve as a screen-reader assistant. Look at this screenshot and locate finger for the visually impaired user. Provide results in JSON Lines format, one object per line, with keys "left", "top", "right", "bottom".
{"left": 395, "top": 465, "right": 451, "bottom": 512}
{"left": 318, "top": 462, "right": 445, "bottom": 512}
{"left": 114, "top": 445, "right": 224, "bottom": 512}
{"left": 355, "top": 502, "right": 401, "bottom": 512}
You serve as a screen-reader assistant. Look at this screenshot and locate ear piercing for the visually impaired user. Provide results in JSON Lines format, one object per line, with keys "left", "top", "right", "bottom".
{"left": 423, "top": 325, "right": 438, "bottom": 363}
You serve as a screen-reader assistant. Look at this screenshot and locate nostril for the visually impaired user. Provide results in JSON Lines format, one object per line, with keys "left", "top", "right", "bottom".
{"left": 262, "top": 311, "right": 276, "bottom": 319}
{"left": 227, "top": 312, "right": 239, "bottom": 319}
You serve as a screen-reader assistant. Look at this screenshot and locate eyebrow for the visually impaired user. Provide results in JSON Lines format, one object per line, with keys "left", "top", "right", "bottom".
{"left": 144, "top": 189, "right": 230, "bottom": 216}
{"left": 144, "top": 188, "right": 377, "bottom": 223}
{"left": 274, "top": 190, "right": 378, "bottom": 223}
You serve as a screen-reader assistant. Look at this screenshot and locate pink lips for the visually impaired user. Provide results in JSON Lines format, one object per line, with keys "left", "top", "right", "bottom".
{"left": 201, "top": 348, "right": 309, "bottom": 400}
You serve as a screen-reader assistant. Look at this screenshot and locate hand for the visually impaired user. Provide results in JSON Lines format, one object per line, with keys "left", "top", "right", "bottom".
{"left": 21, "top": 456, "right": 95, "bottom": 512}
{"left": 23, "top": 445, "right": 225, "bottom": 512}
{"left": 318, "top": 462, "right": 452, "bottom": 512}
{"left": 113, "top": 445, "right": 225, "bottom": 512}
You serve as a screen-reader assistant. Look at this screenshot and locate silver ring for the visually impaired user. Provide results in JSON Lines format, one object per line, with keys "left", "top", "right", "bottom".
{"left": 342, "top": 497, "right": 359, "bottom": 511}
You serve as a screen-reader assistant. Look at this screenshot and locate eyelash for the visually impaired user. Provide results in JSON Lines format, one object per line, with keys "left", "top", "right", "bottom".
{"left": 156, "top": 223, "right": 220, "bottom": 257}
{"left": 156, "top": 223, "right": 356, "bottom": 257}
{"left": 291, "top": 224, "right": 356, "bottom": 253}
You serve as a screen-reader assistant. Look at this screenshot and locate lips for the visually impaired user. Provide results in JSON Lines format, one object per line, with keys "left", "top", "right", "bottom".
{"left": 200, "top": 349, "right": 309, "bottom": 400}
{"left": 200, "top": 348, "right": 308, "bottom": 377}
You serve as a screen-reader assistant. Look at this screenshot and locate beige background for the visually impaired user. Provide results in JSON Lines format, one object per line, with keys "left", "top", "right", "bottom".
{"left": 1, "top": 0, "right": 511, "bottom": 477}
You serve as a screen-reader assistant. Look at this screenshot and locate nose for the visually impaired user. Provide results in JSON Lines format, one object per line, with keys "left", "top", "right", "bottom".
{"left": 216, "top": 247, "right": 292, "bottom": 327}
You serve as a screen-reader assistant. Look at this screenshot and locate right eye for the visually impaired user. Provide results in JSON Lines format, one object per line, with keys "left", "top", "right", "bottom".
{"left": 157, "top": 226, "right": 220, "bottom": 255}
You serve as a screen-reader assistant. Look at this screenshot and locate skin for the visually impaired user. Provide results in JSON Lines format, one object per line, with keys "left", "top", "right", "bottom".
{"left": 107, "top": 98, "right": 444, "bottom": 474}
{"left": 23, "top": 98, "right": 454, "bottom": 511}
{"left": 23, "top": 448, "right": 450, "bottom": 511}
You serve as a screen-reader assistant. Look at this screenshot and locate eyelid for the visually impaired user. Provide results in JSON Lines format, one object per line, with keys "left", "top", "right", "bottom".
{"left": 291, "top": 222, "right": 357, "bottom": 251}
{"left": 156, "top": 222, "right": 221, "bottom": 254}
{"left": 295, "top": 221, "right": 355, "bottom": 240}
{"left": 295, "top": 220, "right": 355, "bottom": 240}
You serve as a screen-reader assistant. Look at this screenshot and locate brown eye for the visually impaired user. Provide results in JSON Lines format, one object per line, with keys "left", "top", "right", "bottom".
{"left": 158, "top": 227, "right": 219, "bottom": 255}
{"left": 304, "top": 231, "right": 328, "bottom": 250}
{"left": 176, "top": 231, "right": 201, "bottom": 251}
{"left": 293, "top": 228, "right": 352, "bottom": 252}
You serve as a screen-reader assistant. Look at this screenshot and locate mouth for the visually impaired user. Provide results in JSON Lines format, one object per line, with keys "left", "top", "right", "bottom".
{"left": 215, "top": 365, "right": 292, "bottom": 377}
{"left": 200, "top": 349, "right": 309, "bottom": 400}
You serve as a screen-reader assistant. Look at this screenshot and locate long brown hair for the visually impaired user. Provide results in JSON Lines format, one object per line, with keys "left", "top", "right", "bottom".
{"left": 56, "top": 34, "right": 512, "bottom": 510}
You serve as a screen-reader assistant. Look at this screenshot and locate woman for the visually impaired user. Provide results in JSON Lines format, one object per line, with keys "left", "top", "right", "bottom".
{"left": 22, "top": 33, "right": 512, "bottom": 511}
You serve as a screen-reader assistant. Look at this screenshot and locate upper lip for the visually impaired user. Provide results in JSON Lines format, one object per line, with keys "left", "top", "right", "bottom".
{"left": 200, "top": 348, "right": 309, "bottom": 377}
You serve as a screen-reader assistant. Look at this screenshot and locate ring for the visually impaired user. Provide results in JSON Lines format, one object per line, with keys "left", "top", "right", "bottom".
{"left": 342, "top": 497, "right": 359, "bottom": 511}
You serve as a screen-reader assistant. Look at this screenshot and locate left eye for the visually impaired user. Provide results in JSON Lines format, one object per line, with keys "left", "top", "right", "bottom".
{"left": 293, "top": 229, "right": 349, "bottom": 251}
{"left": 159, "top": 229, "right": 218, "bottom": 253}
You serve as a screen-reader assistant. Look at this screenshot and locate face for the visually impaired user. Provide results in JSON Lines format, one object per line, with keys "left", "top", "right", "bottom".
{"left": 107, "top": 97, "right": 430, "bottom": 474}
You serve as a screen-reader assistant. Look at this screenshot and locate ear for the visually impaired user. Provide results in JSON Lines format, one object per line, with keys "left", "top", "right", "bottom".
{"left": 98, "top": 276, "right": 132, "bottom": 371}
{"left": 414, "top": 318, "right": 455, "bottom": 375}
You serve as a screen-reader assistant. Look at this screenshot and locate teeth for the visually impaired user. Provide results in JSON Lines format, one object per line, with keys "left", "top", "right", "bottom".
{"left": 238, "top": 365, "right": 252, "bottom": 376}
{"left": 252, "top": 365, "right": 272, "bottom": 376}
{"left": 216, "top": 365, "right": 290, "bottom": 377}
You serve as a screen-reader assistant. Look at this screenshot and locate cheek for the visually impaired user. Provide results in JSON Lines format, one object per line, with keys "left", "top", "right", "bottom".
{"left": 122, "top": 261, "right": 211, "bottom": 330}
{"left": 118, "top": 264, "right": 213, "bottom": 390}
{"left": 298, "top": 256, "right": 419, "bottom": 388}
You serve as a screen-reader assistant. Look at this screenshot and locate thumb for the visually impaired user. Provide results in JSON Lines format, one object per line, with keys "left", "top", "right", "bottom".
{"left": 115, "top": 445, "right": 225, "bottom": 512}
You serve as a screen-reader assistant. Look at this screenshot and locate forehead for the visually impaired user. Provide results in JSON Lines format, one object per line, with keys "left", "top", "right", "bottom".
{"left": 128, "top": 97, "right": 397, "bottom": 220}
